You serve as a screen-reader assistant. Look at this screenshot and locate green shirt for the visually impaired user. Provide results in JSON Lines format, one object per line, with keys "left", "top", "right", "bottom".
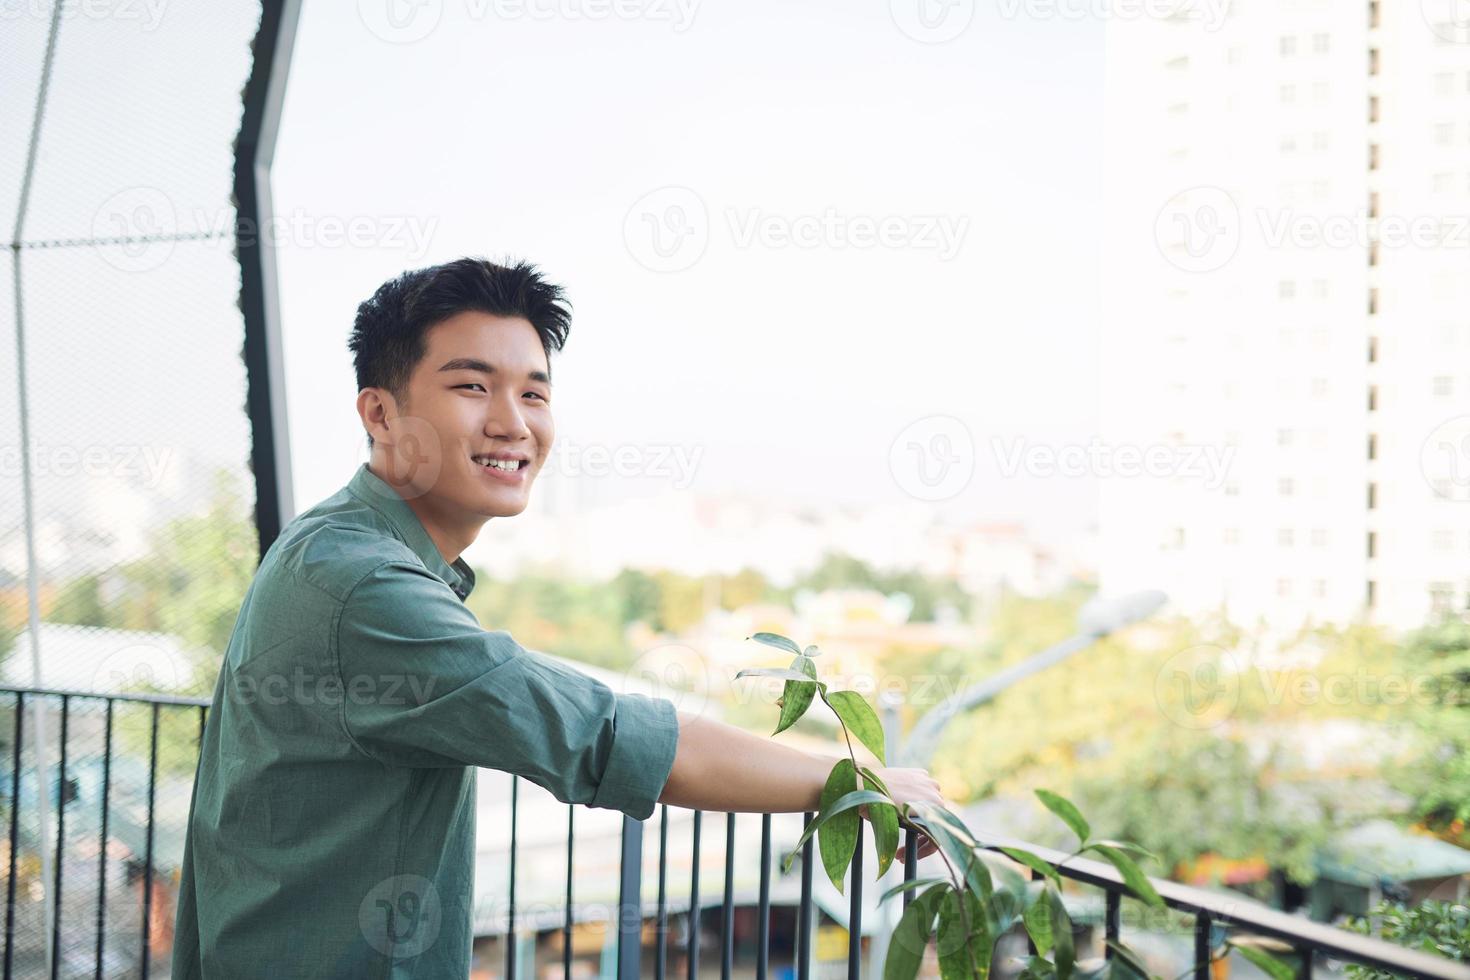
{"left": 171, "top": 462, "right": 680, "bottom": 979}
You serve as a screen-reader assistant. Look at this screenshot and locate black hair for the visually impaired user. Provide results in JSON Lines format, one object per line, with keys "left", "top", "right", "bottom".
{"left": 348, "top": 257, "right": 572, "bottom": 447}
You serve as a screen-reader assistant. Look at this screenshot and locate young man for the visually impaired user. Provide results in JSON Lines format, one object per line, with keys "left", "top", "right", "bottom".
{"left": 171, "top": 257, "right": 943, "bottom": 978}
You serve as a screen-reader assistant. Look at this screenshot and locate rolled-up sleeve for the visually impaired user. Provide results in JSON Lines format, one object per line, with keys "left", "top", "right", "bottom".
{"left": 334, "top": 560, "right": 679, "bottom": 820}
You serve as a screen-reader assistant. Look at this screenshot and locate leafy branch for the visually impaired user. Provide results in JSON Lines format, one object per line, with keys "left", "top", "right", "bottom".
{"left": 738, "top": 632, "right": 1297, "bottom": 980}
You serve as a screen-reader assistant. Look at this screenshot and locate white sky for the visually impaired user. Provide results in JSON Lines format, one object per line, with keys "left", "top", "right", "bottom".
{"left": 272, "top": 0, "right": 1107, "bottom": 550}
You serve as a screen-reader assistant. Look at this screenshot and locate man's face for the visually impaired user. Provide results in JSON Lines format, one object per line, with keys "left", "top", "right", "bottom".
{"left": 375, "top": 310, "right": 554, "bottom": 521}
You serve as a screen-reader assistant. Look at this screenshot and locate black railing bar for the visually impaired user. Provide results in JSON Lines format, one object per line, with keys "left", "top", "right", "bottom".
{"left": 1027, "top": 866, "right": 1039, "bottom": 956}
{"left": 5, "top": 691, "right": 23, "bottom": 980}
{"left": 141, "top": 702, "right": 159, "bottom": 979}
{"left": 0, "top": 685, "right": 209, "bottom": 709}
{"left": 757, "top": 813, "right": 771, "bottom": 980}
{"left": 95, "top": 699, "right": 112, "bottom": 980}
{"left": 564, "top": 804, "right": 574, "bottom": 980}
{"left": 722, "top": 812, "right": 734, "bottom": 980}
{"left": 506, "top": 777, "right": 518, "bottom": 980}
{"left": 849, "top": 822, "right": 863, "bottom": 980}
{"left": 1195, "top": 911, "right": 1212, "bottom": 980}
{"left": 688, "top": 810, "right": 701, "bottom": 980}
{"left": 49, "top": 695, "right": 68, "bottom": 980}
{"left": 616, "top": 813, "right": 643, "bottom": 980}
{"left": 797, "top": 811, "right": 813, "bottom": 980}
{"left": 656, "top": 805, "right": 668, "bottom": 980}
{"left": 1105, "top": 889, "right": 1120, "bottom": 961}
{"left": 958, "top": 833, "right": 1470, "bottom": 980}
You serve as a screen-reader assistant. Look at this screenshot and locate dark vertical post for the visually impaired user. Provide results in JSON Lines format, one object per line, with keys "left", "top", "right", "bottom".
{"left": 564, "top": 805, "right": 574, "bottom": 979}
{"left": 722, "top": 813, "right": 734, "bottom": 980}
{"left": 902, "top": 832, "right": 918, "bottom": 910}
{"left": 235, "top": 0, "right": 303, "bottom": 557}
{"left": 1194, "top": 912, "right": 1212, "bottom": 980}
{"left": 848, "top": 823, "right": 863, "bottom": 979}
{"left": 656, "top": 806, "right": 668, "bottom": 980}
{"left": 688, "top": 811, "right": 702, "bottom": 980}
{"left": 141, "top": 702, "right": 159, "bottom": 979}
{"left": 506, "top": 777, "right": 518, "bottom": 980}
{"left": 95, "top": 700, "right": 112, "bottom": 980}
{"left": 756, "top": 814, "right": 771, "bottom": 980}
{"left": 5, "top": 692, "right": 24, "bottom": 980}
{"left": 797, "top": 812, "right": 813, "bottom": 980}
{"left": 49, "top": 696, "right": 67, "bottom": 980}
{"left": 616, "top": 814, "right": 644, "bottom": 980}
{"left": 1105, "top": 890, "right": 1120, "bottom": 960}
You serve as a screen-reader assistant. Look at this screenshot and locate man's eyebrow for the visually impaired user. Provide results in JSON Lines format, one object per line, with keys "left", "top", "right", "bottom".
{"left": 437, "top": 357, "right": 551, "bottom": 385}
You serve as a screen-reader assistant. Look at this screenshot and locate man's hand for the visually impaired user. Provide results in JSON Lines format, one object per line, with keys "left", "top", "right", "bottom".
{"left": 863, "top": 766, "right": 946, "bottom": 860}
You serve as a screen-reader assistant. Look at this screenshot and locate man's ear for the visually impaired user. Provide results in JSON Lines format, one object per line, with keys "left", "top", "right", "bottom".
{"left": 357, "top": 388, "right": 395, "bottom": 447}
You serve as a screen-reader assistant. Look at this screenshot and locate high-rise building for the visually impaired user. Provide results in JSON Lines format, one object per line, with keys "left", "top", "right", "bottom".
{"left": 1097, "top": 1, "right": 1470, "bottom": 633}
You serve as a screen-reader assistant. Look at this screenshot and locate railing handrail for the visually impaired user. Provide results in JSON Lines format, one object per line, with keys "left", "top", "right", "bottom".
{"left": 0, "top": 684, "right": 210, "bottom": 709}
{"left": 971, "top": 831, "right": 1470, "bottom": 980}
{"left": 3, "top": 684, "right": 1467, "bottom": 980}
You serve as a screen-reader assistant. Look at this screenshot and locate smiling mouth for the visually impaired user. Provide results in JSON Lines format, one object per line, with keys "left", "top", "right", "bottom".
{"left": 470, "top": 454, "right": 530, "bottom": 477}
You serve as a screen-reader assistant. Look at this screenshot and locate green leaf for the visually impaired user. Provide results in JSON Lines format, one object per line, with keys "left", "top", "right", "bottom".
{"left": 1000, "top": 846, "right": 1060, "bottom": 886}
{"left": 1231, "top": 943, "right": 1296, "bottom": 980}
{"left": 859, "top": 766, "right": 891, "bottom": 797}
{"left": 936, "top": 889, "right": 991, "bottom": 980}
{"left": 1103, "top": 940, "right": 1152, "bottom": 980}
{"left": 803, "top": 644, "right": 821, "bottom": 657}
{"left": 774, "top": 656, "right": 819, "bottom": 735}
{"left": 910, "top": 816, "right": 992, "bottom": 900}
{"left": 878, "top": 876, "right": 949, "bottom": 905}
{"left": 749, "top": 631, "right": 803, "bottom": 656}
{"left": 1047, "top": 886, "right": 1075, "bottom": 980}
{"left": 818, "top": 760, "right": 860, "bottom": 893}
{"left": 1014, "top": 955, "right": 1057, "bottom": 980}
{"left": 1023, "top": 882, "right": 1054, "bottom": 956}
{"left": 783, "top": 787, "right": 893, "bottom": 865}
{"left": 861, "top": 769, "right": 900, "bottom": 878}
{"left": 1035, "top": 789, "right": 1090, "bottom": 844}
{"left": 736, "top": 666, "right": 825, "bottom": 684}
{"left": 884, "top": 884, "right": 947, "bottom": 980}
{"left": 1082, "top": 839, "right": 1158, "bottom": 864}
{"left": 825, "top": 690, "right": 886, "bottom": 764}
{"left": 1085, "top": 844, "right": 1163, "bottom": 908}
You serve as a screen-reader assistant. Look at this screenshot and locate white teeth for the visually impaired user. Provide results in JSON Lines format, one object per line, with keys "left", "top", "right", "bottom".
{"left": 474, "top": 456, "right": 520, "bottom": 471}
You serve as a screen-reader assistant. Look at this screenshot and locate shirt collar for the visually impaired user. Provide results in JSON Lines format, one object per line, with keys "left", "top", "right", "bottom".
{"left": 345, "top": 463, "right": 477, "bottom": 602}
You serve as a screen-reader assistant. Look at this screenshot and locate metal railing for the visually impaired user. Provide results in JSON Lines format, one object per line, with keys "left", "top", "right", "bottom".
{"left": 1, "top": 686, "right": 1466, "bottom": 980}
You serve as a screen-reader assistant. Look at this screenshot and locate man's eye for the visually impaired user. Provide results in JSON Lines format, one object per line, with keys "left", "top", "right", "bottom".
{"left": 524, "top": 392, "right": 546, "bottom": 401}
{"left": 456, "top": 383, "right": 485, "bottom": 392}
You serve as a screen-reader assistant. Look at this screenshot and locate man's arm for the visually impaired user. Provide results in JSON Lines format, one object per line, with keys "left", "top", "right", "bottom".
{"left": 658, "top": 711, "right": 945, "bottom": 815}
